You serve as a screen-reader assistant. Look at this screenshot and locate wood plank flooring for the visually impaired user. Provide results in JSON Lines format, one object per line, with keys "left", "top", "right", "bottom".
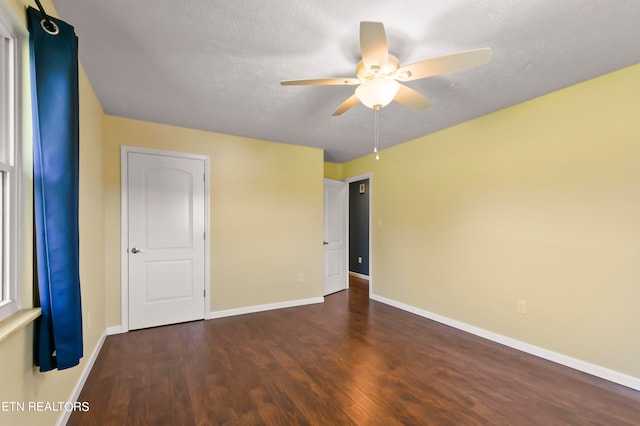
{"left": 69, "top": 277, "right": 640, "bottom": 425}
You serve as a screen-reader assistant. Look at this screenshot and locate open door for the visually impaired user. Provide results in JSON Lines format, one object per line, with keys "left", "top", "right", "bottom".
{"left": 323, "top": 178, "right": 347, "bottom": 295}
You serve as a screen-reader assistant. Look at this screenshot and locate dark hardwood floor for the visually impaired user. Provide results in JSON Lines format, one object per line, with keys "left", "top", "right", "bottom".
{"left": 69, "top": 276, "right": 640, "bottom": 425}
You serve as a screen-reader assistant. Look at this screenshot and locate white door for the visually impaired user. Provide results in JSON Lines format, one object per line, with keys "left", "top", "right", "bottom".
{"left": 127, "top": 152, "right": 206, "bottom": 330}
{"left": 324, "top": 178, "right": 347, "bottom": 295}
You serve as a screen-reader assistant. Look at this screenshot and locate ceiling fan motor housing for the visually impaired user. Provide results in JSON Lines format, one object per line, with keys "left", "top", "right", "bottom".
{"left": 356, "top": 54, "right": 400, "bottom": 81}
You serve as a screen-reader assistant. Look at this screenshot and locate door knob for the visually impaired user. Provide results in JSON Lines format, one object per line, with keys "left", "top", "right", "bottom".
{"left": 323, "top": 241, "right": 329, "bottom": 245}
{"left": 131, "top": 247, "right": 143, "bottom": 253}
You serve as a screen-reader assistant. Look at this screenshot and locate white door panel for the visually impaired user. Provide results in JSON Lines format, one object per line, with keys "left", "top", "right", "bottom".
{"left": 145, "top": 260, "right": 193, "bottom": 301}
{"left": 145, "top": 168, "right": 193, "bottom": 249}
{"left": 128, "top": 152, "right": 206, "bottom": 330}
{"left": 324, "top": 178, "right": 347, "bottom": 295}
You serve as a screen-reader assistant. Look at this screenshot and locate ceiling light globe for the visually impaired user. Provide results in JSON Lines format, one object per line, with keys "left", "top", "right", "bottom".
{"left": 356, "top": 78, "right": 400, "bottom": 109}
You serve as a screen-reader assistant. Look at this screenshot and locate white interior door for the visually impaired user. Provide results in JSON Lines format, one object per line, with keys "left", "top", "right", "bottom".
{"left": 127, "top": 152, "right": 206, "bottom": 330}
{"left": 324, "top": 178, "right": 347, "bottom": 295}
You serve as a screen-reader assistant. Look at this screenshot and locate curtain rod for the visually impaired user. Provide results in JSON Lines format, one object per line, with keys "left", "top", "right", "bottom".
{"left": 34, "top": 0, "right": 57, "bottom": 34}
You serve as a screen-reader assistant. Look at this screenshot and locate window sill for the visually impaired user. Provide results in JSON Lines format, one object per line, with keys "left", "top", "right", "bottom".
{"left": 0, "top": 308, "right": 41, "bottom": 344}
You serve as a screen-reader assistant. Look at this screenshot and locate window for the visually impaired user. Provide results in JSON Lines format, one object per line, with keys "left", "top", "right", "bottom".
{"left": 0, "top": 5, "right": 20, "bottom": 321}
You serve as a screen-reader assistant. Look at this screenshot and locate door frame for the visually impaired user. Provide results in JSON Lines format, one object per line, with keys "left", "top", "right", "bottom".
{"left": 120, "top": 146, "right": 211, "bottom": 332}
{"left": 344, "top": 172, "right": 373, "bottom": 296}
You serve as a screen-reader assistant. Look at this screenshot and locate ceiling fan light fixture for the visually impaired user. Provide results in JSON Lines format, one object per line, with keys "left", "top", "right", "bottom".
{"left": 355, "top": 77, "right": 400, "bottom": 109}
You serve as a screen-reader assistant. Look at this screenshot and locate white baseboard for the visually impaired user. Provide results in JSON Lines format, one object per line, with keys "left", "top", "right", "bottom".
{"left": 370, "top": 293, "right": 640, "bottom": 392}
{"left": 57, "top": 329, "right": 107, "bottom": 426}
{"left": 348, "top": 271, "right": 369, "bottom": 280}
{"left": 209, "top": 297, "right": 324, "bottom": 319}
{"left": 106, "top": 325, "right": 124, "bottom": 335}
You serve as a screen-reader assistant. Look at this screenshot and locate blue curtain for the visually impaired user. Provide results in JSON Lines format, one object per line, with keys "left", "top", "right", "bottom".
{"left": 28, "top": 6, "right": 83, "bottom": 372}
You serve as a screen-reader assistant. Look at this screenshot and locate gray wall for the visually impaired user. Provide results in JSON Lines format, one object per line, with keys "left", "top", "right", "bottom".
{"left": 349, "top": 179, "right": 369, "bottom": 275}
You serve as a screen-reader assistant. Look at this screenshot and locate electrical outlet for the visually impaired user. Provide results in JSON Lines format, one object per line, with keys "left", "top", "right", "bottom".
{"left": 516, "top": 300, "right": 527, "bottom": 314}
{"left": 298, "top": 273, "right": 305, "bottom": 282}
{"left": 358, "top": 256, "right": 362, "bottom": 264}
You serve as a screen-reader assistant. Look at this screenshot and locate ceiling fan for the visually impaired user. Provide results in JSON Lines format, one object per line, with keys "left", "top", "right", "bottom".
{"left": 281, "top": 22, "right": 491, "bottom": 116}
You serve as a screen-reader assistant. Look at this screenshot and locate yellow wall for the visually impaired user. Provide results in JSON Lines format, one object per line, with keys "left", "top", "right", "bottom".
{"left": 0, "top": 1, "right": 106, "bottom": 425}
{"left": 103, "top": 116, "right": 324, "bottom": 326}
{"left": 343, "top": 64, "right": 640, "bottom": 379}
{"left": 323, "top": 161, "right": 343, "bottom": 180}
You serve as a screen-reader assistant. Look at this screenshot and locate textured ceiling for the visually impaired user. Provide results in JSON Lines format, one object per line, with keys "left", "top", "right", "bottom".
{"left": 51, "top": 0, "right": 640, "bottom": 162}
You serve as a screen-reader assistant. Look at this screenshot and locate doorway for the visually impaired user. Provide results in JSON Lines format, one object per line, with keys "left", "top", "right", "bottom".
{"left": 345, "top": 173, "right": 372, "bottom": 295}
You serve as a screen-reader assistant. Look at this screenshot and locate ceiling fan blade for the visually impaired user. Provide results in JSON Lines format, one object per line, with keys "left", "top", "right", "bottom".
{"left": 332, "top": 94, "right": 360, "bottom": 116}
{"left": 360, "top": 22, "right": 389, "bottom": 69}
{"left": 394, "top": 84, "right": 432, "bottom": 111}
{"left": 281, "top": 78, "right": 360, "bottom": 86}
{"left": 395, "top": 47, "right": 492, "bottom": 81}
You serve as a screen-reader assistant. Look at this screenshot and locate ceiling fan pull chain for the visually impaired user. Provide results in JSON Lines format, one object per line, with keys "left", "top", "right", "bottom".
{"left": 374, "top": 106, "right": 380, "bottom": 160}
